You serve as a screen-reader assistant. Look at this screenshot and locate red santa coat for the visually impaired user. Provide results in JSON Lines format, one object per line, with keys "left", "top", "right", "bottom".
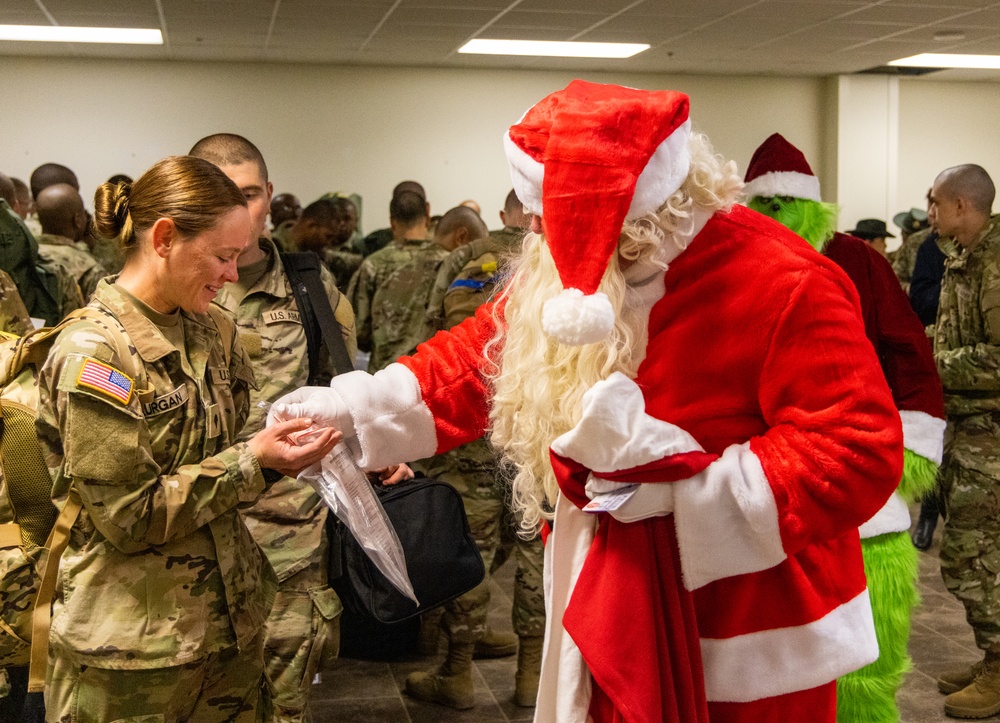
{"left": 328, "top": 204, "right": 903, "bottom": 719}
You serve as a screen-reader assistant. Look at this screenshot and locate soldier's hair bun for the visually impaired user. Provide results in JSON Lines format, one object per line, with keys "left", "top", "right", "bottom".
{"left": 93, "top": 180, "right": 135, "bottom": 247}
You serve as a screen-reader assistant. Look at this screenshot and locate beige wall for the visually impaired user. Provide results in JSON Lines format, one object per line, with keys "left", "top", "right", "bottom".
{"left": 4, "top": 57, "right": 995, "bottom": 242}
{"left": 1, "top": 57, "right": 825, "bottom": 231}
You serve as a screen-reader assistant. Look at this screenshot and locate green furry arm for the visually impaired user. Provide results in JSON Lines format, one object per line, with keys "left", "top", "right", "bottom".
{"left": 898, "top": 447, "right": 938, "bottom": 503}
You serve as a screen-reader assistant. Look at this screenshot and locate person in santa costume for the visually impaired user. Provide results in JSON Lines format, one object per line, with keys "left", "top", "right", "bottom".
{"left": 744, "top": 133, "right": 946, "bottom": 723}
{"left": 275, "top": 81, "right": 903, "bottom": 723}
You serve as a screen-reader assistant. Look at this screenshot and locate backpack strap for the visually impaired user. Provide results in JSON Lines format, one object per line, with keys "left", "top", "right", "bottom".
{"left": 281, "top": 252, "right": 354, "bottom": 379}
{"left": 15, "top": 307, "right": 137, "bottom": 692}
{"left": 27, "top": 487, "right": 82, "bottom": 692}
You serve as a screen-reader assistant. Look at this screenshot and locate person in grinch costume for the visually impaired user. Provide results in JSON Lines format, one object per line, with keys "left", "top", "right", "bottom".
{"left": 745, "top": 133, "right": 946, "bottom": 723}
{"left": 275, "top": 82, "right": 903, "bottom": 723}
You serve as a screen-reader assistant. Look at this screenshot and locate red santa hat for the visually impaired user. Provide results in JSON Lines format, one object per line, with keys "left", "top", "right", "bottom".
{"left": 743, "top": 133, "right": 822, "bottom": 202}
{"left": 503, "top": 80, "right": 692, "bottom": 346}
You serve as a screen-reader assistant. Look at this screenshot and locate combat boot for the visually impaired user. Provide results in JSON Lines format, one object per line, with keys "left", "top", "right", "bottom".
{"left": 474, "top": 626, "right": 518, "bottom": 659}
{"left": 417, "top": 608, "right": 444, "bottom": 656}
{"left": 938, "top": 660, "right": 984, "bottom": 694}
{"left": 404, "top": 641, "right": 476, "bottom": 710}
{"left": 943, "top": 651, "right": 1000, "bottom": 719}
{"left": 514, "top": 635, "right": 543, "bottom": 707}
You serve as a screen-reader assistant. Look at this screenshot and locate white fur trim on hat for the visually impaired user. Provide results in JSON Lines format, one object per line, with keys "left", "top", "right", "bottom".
{"left": 628, "top": 119, "right": 692, "bottom": 219}
{"left": 503, "top": 131, "right": 544, "bottom": 216}
{"left": 743, "top": 170, "right": 821, "bottom": 202}
{"left": 542, "top": 288, "right": 615, "bottom": 346}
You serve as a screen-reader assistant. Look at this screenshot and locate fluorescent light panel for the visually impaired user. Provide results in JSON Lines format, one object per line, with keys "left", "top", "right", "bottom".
{"left": 889, "top": 53, "right": 1000, "bottom": 69}
{"left": 459, "top": 39, "right": 648, "bottom": 59}
{"left": 0, "top": 24, "right": 162, "bottom": 44}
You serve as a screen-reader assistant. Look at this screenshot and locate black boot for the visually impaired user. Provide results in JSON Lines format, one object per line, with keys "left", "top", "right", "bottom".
{"left": 912, "top": 495, "right": 939, "bottom": 551}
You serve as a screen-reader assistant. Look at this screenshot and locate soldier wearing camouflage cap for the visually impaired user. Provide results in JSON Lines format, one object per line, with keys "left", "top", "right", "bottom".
{"left": 928, "top": 164, "right": 1000, "bottom": 719}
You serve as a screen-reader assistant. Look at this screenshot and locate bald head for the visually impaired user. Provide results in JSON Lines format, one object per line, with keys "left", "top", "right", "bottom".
{"left": 37, "top": 183, "right": 88, "bottom": 240}
{"left": 935, "top": 165, "right": 995, "bottom": 216}
{"left": 435, "top": 205, "right": 488, "bottom": 252}
{"left": 30, "top": 163, "right": 79, "bottom": 200}
{"left": 0, "top": 172, "right": 14, "bottom": 206}
{"left": 393, "top": 180, "right": 425, "bottom": 200}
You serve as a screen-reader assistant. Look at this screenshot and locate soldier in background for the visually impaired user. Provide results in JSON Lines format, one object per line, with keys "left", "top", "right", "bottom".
{"left": 35, "top": 183, "right": 108, "bottom": 301}
{"left": 0, "top": 171, "right": 81, "bottom": 326}
{"left": 891, "top": 205, "right": 932, "bottom": 293}
{"left": 415, "top": 189, "right": 544, "bottom": 709}
{"left": 0, "top": 269, "right": 32, "bottom": 336}
{"left": 191, "top": 133, "right": 365, "bottom": 723}
{"left": 291, "top": 197, "right": 362, "bottom": 293}
{"left": 928, "top": 164, "right": 1000, "bottom": 720}
{"left": 270, "top": 192, "right": 301, "bottom": 252}
{"left": 358, "top": 181, "right": 428, "bottom": 257}
{"left": 10, "top": 178, "right": 33, "bottom": 220}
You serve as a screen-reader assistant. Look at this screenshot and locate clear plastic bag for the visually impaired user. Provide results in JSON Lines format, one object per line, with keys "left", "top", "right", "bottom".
{"left": 263, "top": 403, "right": 418, "bottom": 604}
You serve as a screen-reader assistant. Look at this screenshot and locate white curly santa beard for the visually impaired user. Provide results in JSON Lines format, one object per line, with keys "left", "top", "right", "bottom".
{"left": 487, "top": 232, "right": 662, "bottom": 531}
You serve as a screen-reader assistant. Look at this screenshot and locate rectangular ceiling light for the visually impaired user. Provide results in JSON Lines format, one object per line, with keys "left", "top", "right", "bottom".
{"left": 889, "top": 53, "right": 1000, "bottom": 69}
{"left": 459, "top": 39, "right": 649, "bottom": 59}
{"left": 0, "top": 24, "right": 163, "bottom": 44}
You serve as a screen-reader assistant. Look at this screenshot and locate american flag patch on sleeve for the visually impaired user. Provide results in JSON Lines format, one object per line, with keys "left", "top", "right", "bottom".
{"left": 77, "top": 358, "right": 134, "bottom": 405}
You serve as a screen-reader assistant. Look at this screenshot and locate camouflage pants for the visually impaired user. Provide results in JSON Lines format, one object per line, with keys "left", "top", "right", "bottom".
{"left": 263, "top": 560, "right": 342, "bottom": 723}
{"left": 45, "top": 632, "right": 269, "bottom": 723}
{"left": 413, "top": 444, "right": 545, "bottom": 644}
{"left": 939, "top": 416, "right": 1000, "bottom": 651}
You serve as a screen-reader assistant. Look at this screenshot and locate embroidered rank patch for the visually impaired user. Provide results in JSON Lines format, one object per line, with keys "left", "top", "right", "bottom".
{"left": 263, "top": 309, "right": 301, "bottom": 325}
{"left": 77, "top": 358, "right": 134, "bottom": 405}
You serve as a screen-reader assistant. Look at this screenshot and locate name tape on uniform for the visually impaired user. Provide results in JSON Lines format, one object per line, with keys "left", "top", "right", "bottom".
{"left": 143, "top": 385, "right": 189, "bottom": 417}
{"left": 263, "top": 309, "right": 301, "bottom": 325}
{"left": 77, "top": 358, "right": 134, "bottom": 405}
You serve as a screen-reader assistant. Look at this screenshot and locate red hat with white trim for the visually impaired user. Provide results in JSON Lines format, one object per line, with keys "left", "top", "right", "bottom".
{"left": 743, "top": 133, "right": 822, "bottom": 202}
{"left": 503, "top": 80, "right": 692, "bottom": 346}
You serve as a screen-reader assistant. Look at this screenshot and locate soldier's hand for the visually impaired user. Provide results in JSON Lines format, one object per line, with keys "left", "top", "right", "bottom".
{"left": 373, "top": 464, "right": 414, "bottom": 486}
{"left": 250, "top": 418, "right": 341, "bottom": 478}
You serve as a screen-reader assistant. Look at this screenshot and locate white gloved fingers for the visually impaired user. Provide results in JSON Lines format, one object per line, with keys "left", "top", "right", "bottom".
{"left": 610, "top": 483, "right": 674, "bottom": 522}
{"left": 585, "top": 474, "right": 634, "bottom": 500}
{"left": 269, "top": 386, "right": 356, "bottom": 438}
{"left": 551, "top": 372, "right": 703, "bottom": 474}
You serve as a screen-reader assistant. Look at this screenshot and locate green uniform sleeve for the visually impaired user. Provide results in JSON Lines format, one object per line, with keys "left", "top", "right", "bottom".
{"left": 347, "top": 258, "right": 375, "bottom": 354}
{"left": 936, "top": 262, "right": 1000, "bottom": 393}
{"left": 37, "top": 331, "right": 264, "bottom": 556}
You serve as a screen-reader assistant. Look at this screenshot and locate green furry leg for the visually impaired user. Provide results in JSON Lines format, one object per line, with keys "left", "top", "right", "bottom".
{"left": 837, "top": 532, "right": 918, "bottom": 723}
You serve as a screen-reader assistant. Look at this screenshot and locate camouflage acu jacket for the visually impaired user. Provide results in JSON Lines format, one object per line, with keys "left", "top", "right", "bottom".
{"left": 0, "top": 269, "right": 31, "bottom": 336}
{"left": 36, "top": 280, "right": 274, "bottom": 669}
{"left": 214, "top": 239, "right": 356, "bottom": 581}
{"left": 348, "top": 238, "right": 448, "bottom": 372}
{"left": 934, "top": 215, "right": 1000, "bottom": 418}
{"left": 37, "top": 233, "right": 109, "bottom": 302}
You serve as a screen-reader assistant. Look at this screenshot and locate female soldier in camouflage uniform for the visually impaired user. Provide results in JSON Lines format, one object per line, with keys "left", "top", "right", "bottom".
{"left": 35, "top": 156, "right": 339, "bottom": 722}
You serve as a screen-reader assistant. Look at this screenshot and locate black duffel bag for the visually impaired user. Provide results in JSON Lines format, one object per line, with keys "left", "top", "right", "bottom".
{"left": 327, "top": 475, "right": 485, "bottom": 625}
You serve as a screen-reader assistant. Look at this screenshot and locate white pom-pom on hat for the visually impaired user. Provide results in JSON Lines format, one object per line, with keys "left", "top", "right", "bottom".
{"left": 541, "top": 289, "right": 616, "bottom": 347}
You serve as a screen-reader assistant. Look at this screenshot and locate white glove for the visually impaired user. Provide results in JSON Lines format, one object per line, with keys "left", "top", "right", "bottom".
{"left": 268, "top": 386, "right": 356, "bottom": 439}
{"left": 551, "top": 372, "right": 703, "bottom": 474}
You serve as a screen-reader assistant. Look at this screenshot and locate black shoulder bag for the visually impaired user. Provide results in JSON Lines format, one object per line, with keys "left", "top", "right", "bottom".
{"left": 282, "top": 252, "right": 485, "bottom": 632}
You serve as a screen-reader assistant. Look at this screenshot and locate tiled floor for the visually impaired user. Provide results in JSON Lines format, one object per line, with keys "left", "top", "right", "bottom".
{"left": 312, "top": 510, "right": 993, "bottom": 722}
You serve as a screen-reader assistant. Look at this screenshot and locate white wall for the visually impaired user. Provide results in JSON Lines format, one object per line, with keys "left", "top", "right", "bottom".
{"left": 897, "top": 79, "right": 1000, "bottom": 219}
{"left": 0, "top": 57, "right": 825, "bottom": 232}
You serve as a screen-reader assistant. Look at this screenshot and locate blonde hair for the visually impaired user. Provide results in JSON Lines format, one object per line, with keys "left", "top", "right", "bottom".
{"left": 92, "top": 155, "right": 246, "bottom": 258}
{"left": 487, "top": 131, "right": 743, "bottom": 533}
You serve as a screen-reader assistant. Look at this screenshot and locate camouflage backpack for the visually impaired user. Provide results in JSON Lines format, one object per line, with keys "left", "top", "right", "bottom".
{"left": 0, "top": 307, "right": 137, "bottom": 688}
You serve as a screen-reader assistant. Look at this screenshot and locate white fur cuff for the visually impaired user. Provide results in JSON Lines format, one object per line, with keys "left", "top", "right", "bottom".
{"left": 900, "top": 410, "right": 946, "bottom": 465}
